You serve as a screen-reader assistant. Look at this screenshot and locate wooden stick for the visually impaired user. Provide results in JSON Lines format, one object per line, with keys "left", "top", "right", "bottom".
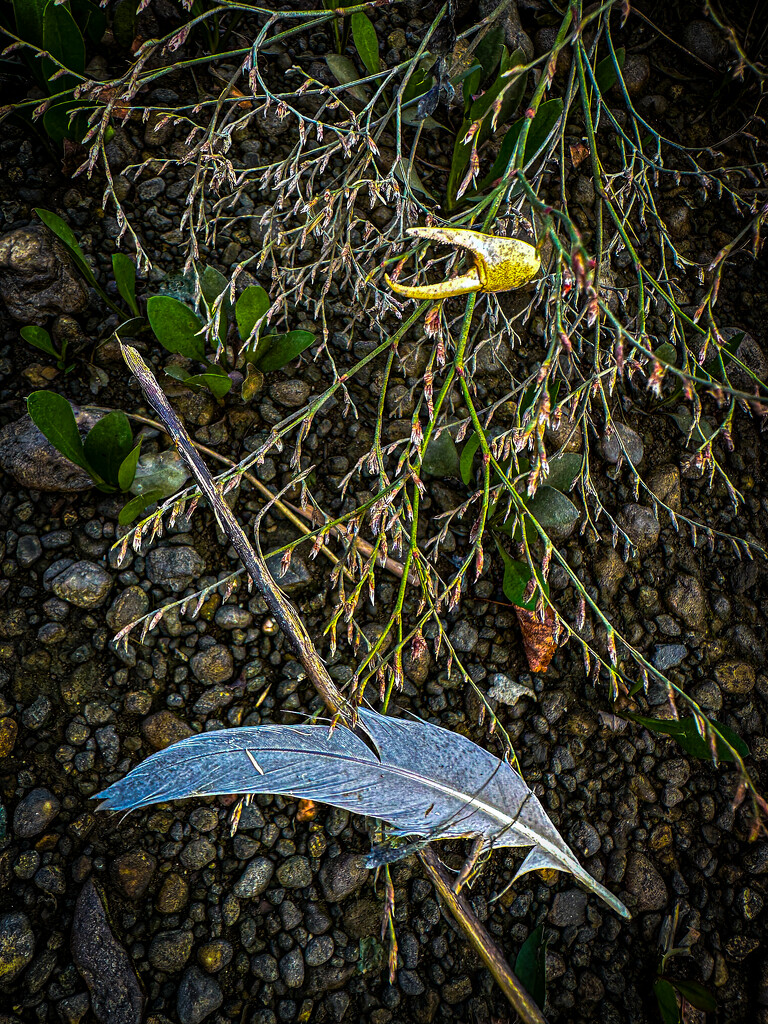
{"left": 120, "top": 344, "right": 548, "bottom": 1024}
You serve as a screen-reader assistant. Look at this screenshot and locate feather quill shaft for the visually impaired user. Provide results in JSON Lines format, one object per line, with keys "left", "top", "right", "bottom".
{"left": 97, "top": 709, "right": 629, "bottom": 919}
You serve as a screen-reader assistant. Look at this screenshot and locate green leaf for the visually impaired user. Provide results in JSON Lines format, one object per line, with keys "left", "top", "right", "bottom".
{"left": 112, "top": 253, "right": 139, "bottom": 316}
{"left": 83, "top": 410, "right": 133, "bottom": 488}
{"left": 185, "top": 372, "right": 233, "bottom": 399}
{"left": 402, "top": 56, "right": 436, "bottom": 106}
{"left": 255, "top": 330, "right": 315, "bottom": 373}
{"left": 164, "top": 364, "right": 191, "bottom": 382}
{"left": 447, "top": 47, "right": 527, "bottom": 208}
{"left": 118, "top": 439, "right": 142, "bottom": 491}
{"left": 525, "top": 485, "right": 579, "bottom": 533}
{"left": 393, "top": 157, "right": 435, "bottom": 200}
{"left": 495, "top": 540, "right": 548, "bottom": 612}
{"left": 422, "top": 430, "right": 460, "bottom": 478}
{"left": 460, "top": 432, "right": 482, "bottom": 485}
{"left": 626, "top": 713, "right": 749, "bottom": 763}
{"left": 118, "top": 487, "right": 165, "bottom": 526}
{"left": 236, "top": 284, "right": 270, "bottom": 344}
{"left": 14, "top": 0, "right": 48, "bottom": 46}
{"left": 147, "top": 295, "right": 206, "bottom": 361}
{"left": 654, "top": 979, "right": 681, "bottom": 1024}
{"left": 113, "top": 317, "right": 144, "bottom": 340}
{"left": 670, "top": 406, "right": 715, "bottom": 443}
{"left": 474, "top": 99, "right": 564, "bottom": 194}
{"left": 112, "top": 0, "right": 138, "bottom": 50}
{"left": 545, "top": 452, "right": 582, "bottom": 493}
{"left": 662, "top": 979, "right": 716, "bottom": 1013}
{"left": 42, "top": 1, "right": 85, "bottom": 90}
{"left": 593, "top": 47, "right": 625, "bottom": 95}
{"left": 350, "top": 11, "right": 380, "bottom": 76}
{"left": 514, "top": 925, "right": 547, "bottom": 1010}
{"left": 199, "top": 264, "right": 232, "bottom": 341}
{"left": 654, "top": 342, "right": 678, "bottom": 366}
{"left": 325, "top": 54, "right": 369, "bottom": 103}
{"left": 473, "top": 24, "right": 504, "bottom": 83}
{"left": 241, "top": 363, "right": 264, "bottom": 402}
{"left": 70, "top": 0, "right": 106, "bottom": 44}
{"left": 27, "top": 390, "right": 91, "bottom": 474}
{"left": 42, "top": 100, "right": 89, "bottom": 144}
{"left": 21, "top": 325, "right": 58, "bottom": 359}
{"left": 35, "top": 209, "right": 97, "bottom": 287}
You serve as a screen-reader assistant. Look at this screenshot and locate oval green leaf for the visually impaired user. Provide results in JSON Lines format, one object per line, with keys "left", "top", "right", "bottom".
{"left": 27, "top": 390, "right": 91, "bottom": 474}
{"left": 235, "top": 284, "right": 270, "bottom": 343}
{"left": 147, "top": 295, "right": 205, "bottom": 361}
{"left": 351, "top": 11, "right": 380, "bottom": 76}
{"left": 118, "top": 439, "right": 142, "bottom": 491}
{"left": 255, "top": 330, "right": 315, "bottom": 373}
{"left": 21, "top": 325, "right": 58, "bottom": 358}
{"left": 112, "top": 253, "right": 139, "bottom": 316}
{"left": 84, "top": 410, "right": 133, "bottom": 487}
{"left": 118, "top": 487, "right": 165, "bottom": 526}
{"left": 35, "top": 208, "right": 96, "bottom": 286}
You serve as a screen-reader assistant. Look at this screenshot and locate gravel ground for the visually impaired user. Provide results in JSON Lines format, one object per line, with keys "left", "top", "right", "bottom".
{"left": 1, "top": 3, "right": 767, "bottom": 1023}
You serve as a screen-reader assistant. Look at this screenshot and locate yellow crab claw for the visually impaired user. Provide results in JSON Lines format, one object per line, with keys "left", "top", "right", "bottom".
{"left": 385, "top": 226, "right": 540, "bottom": 300}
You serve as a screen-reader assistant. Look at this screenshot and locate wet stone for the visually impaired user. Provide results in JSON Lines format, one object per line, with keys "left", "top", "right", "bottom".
{"left": 277, "top": 855, "right": 312, "bottom": 889}
{"left": 149, "top": 930, "right": 194, "bottom": 972}
{"left": 398, "top": 969, "right": 425, "bottom": 996}
{"left": 111, "top": 851, "right": 157, "bottom": 899}
{"left": 270, "top": 380, "right": 311, "bottom": 408}
{"left": 145, "top": 546, "right": 205, "bottom": 593}
{"left": 251, "top": 953, "right": 279, "bottom": 981}
{"left": 691, "top": 679, "right": 722, "bottom": 713}
{"left": 52, "top": 561, "right": 113, "bottom": 608}
{"left": 714, "top": 659, "right": 755, "bottom": 695}
{"left": 233, "top": 857, "right": 274, "bottom": 898}
{"left": 625, "top": 852, "right": 668, "bottom": 911}
{"left": 13, "top": 787, "right": 60, "bottom": 838}
{"left": 548, "top": 890, "right": 587, "bottom": 927}
{"left": 652, "top": 644, "right": 687, "bottom": 671}
{"left": 177, "top": 965, "right": 223, "bottom": 1024}
{"left": 305, "top": 935, "right": 334, "bottom": 967}
{"left": 569, "top": 821, "right": 601, "bottom": 858}
{"left": 141, "top": 711, "right": 193, "bottom": 750}
{"left": 190, "top": 645, "right": 234, "bottom": 685}
{"left": 0, "top": 912, "right": 35, "bottom": 981}
{"left": 617, "top": 503, "right": 660, "bottom": 553}
{"left": 156, "top": 873, "right": 189, "bottom": 914}
{"left": 442, "top": 975, "right": 472, "bottom": 1005}
{"left": 180, "top": 839, "right": 216, "bottom": 871}
{"left": 214, "top": 605, "right": 253, "bottom": 630}
{"left": 647, "top": 464, "right": 681, "bottom": 512}
{"left": 601, "top": 422, "right": 643, "bottom": 466}
{"left": 280, "top": 947, "right": 305, "bottom": 988}
{"left": 106, "top": 587, "right": 150, "bottom": 632}
{"left": 594, "top": 547, "right": 627, "bottom": 599}
{"left": 666, "top": 574, "right": 708, "bottom": 631}
{"left": 197, "top": 940, "right": 233, "bottom": 973}
{"left": 320, "top": 853, "right": 369, "bottom": 902}
{"left": 0, "top": 717, "right": 18, "bottom": 757}
{"left": 16, "top": 534, "right": 42, "bottom": 567}
{"left": 265, "top": 552, "right": 312, "bottom": 592}
{"left": 71, "top": 879, "right": 144, "bottom": 1024}
{"left": 449, "top": 621, "right": 478, "bottom": 653}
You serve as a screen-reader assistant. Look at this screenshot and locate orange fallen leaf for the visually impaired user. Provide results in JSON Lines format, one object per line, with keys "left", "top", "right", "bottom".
{"left": 297, "top": 799, "right": 317, "bottom": 822}
{"left": 514, "top": 604, "right": 557, "bottom": 674}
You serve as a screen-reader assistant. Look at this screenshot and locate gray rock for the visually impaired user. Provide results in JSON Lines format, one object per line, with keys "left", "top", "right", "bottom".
{"left": 0, "top": 410, "right": 100, "bottom": 492}
{"left": 617, "top": 503, "right": 660, "bottom": 554}
{"left": 601, "top": 422, "right": 643, "bottom": 466}
{"left": 52, "top": 561, "right": 113, "bottom": 609}
{"left": 149, "top": 930, "right": 194, "bottom": 972}
{"left": 0, "top": 225, "right": 89, "bottom": 323}
{"left": 270, "top": 380, "right": 311, "bottom": 408}
{"left": 136, "top": 176, "right": 166, "bottom": 201}
{"left": 35, "top": 864, "right": 66, "bottom": 895}
{"left": 146, "top": 546, "right": 205, "bottom": 592}
{"left": 13, "top": 788, "right": 60, "bottom": 838}
{"left": 652, "top": 644, "right": 687, "bottom": 671}
{"left": 714, "top": 659, "right": 756, "bottom": 695}
{"left": 276, "top": 856, "right": 312, "bottom": 889}
{"left": 319, "top": 853, "right": 369, "bottom": 902}
{"left": 265, "top": 552, "right": 313, "bottom": 592}
{"left": 190, "top": 645, "right": 234, "bottom": 685}
{"left": 177, "top": 966, "right": 223, "bottom": 1024}
{"left": 56, "top": 992, "right": 90, "bottom": 1024}
{"left": 233, "top": 857, "right": 274, "bottom": 898}
{"left": 656, "top": 614, "right": 681, "bottom": 637}
{"left": 691, "top": 679, "right": 722, "bottom": 713}
{"left": 305, "top": 935, "right": 334, "bottom": 967}
{"left": 646, "top": 464, "right": 681, "bottom": 512}
{"left": 0, "top": 912, "right": 35, "bottom": 981}
{"left": 214, "top": 605, "right": 253, "bottom": 629}
{"left": 621, "top": 54, "right": 650, "bottom": 97}
{"left": 625, "top": 852, "right": 667, "bottom": 911}
{"left": 548, "top": 890, "right": 587, "bottom": 927}
{"left": 106, "top": 587, "right": 149, "bottom": 632}
{"left": 279, "top": 947, "right": 305, "bottom": 988}
{"left": 594, "top": 547, "right": 627, "bottom": 599}
{"left": 683, "top": 20, "right": 728, "bottom": 66}
{"left": 449, "top": 621, "right": 478, "bottom": 653}
{"left": 251, "top": 954, "right": 279, "bottom": 981}
{"left": 180, "top": 839, "right": 216, "bottom": 871}
{"left": 724, "top": 330, "right": 768, "bottom": 393}
{"left": 71, "top": 880, "right": 144, "bottom": 1024}
{"left": 16, "top": 535, "right": 42, "bottom": 567}
{"left": 486, "top": 673, "right": 536, "bottom": 706}
{"left": 666, "top": 574, "right": 707, "bottom": 631}
{"left": 568, "top": 821, "right": 601, "bottom": 858}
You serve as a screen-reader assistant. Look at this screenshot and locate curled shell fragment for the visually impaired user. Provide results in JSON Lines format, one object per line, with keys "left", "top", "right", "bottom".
{"left": 385, "top": 226, "right": 540, "bottom": 300}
